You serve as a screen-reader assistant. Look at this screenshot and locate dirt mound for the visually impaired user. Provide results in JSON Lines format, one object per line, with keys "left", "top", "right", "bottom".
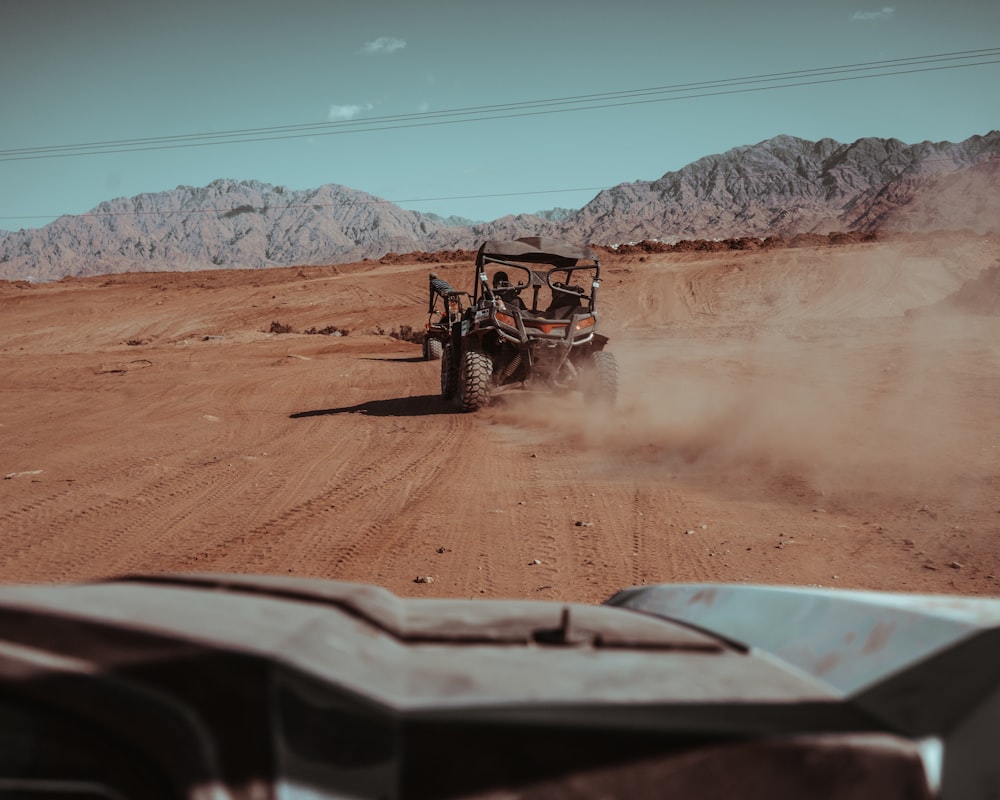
{"left": 325, "top": 234, "right": 877, "bottom": 270}
{"left": 595, "top": 231, "right": 881, "bottom": 261}
{"left": 377, "top": 248, "right": 477, "bottom": 265}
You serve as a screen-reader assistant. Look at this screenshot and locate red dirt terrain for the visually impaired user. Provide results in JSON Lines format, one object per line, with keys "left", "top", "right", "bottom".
{"left": 2, "top": 232, "right": 999, "bottom": 604}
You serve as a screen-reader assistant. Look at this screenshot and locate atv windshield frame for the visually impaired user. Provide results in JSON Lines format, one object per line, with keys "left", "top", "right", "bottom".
{"left": 473, "top": 237, "right": 602, "bottom": 317}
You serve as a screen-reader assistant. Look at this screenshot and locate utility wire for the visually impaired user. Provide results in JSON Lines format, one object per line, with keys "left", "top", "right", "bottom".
{"left": 4, "top": 47, "right": 997, "bottom": 156}
{"left": 1, "top": 48, "right": 996, "bottom": 222}
{"left": 1, "top": 47, "right": 997, "bottom": 163}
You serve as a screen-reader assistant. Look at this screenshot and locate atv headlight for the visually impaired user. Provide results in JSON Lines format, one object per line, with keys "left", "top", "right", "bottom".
{"left": 496, "top": 312, "right": 517, "bottom": 328}
{"left": 572, "top": 315, "right": 596, "bottom": 332}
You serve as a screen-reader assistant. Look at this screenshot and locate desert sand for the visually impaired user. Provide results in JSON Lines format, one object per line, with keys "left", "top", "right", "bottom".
{"left": 2, "top": 232, "right": 999, "bottom": 604}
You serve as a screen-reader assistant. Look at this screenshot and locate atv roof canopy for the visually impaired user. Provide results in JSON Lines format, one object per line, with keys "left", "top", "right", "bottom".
{"left": 476, "top": 237, "right": 599, "bottom": 269}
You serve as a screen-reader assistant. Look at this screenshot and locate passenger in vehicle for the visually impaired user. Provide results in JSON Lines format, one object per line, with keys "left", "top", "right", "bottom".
{"left": 545, "top": 282, "right": 584, "bottom": 318}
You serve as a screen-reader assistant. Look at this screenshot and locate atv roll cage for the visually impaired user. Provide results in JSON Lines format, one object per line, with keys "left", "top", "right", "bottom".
{"left": 442, "top": 236, "right": 618, "bottom": 411}
{"left": 468, "top": 237, "right": 605, "bottom": 349}
{"left": 473, "top": 236, "right": 602, "bottom": 313}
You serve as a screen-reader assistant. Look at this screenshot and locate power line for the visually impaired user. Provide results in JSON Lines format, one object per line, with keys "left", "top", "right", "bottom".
{"left": 4, "top": 47, "right": 997, "bottom": 155}
{"left": 1, "top": 47, "right": 997, "bottom": 163}
{"left": 1, "top": 47, "right": 996, "bottom": 223}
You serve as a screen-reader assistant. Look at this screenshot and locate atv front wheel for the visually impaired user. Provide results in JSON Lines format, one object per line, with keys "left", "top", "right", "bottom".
{"left": 459, "top": 349, "right": 493, "bottom": 412}
{"left": 427, "top": 338, "right": 443, "bottom": 360}
{"left": 440, "top": 343, "right": 458, "bottom": 399}
{"left": 584, "top": 350, "right": 619, "bottom": 404}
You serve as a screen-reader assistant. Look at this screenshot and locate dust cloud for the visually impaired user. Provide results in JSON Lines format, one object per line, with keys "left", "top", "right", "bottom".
{"left": 490, "top": 238, "right": 1000, "bottom": 508}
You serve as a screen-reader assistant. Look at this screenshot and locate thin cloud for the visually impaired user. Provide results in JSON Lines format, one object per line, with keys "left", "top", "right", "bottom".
{"left": 362, "top": 36, "right": 406, "bottom": 55}
{"left": 328, "top": 103, "right": 373, "bottom": 121}
{"left": 851, "top": 6, "right": 895, "bottom": 21}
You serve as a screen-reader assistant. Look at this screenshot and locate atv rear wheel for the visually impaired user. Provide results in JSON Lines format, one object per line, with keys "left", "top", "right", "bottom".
{"left": 427, "top": 338, "right": 443, "bottom": 360}
{"left": 584, "top": 350, "right": 619, "bottom": 404}
{"left": 459, "top": 349, "right": 493, "bottom": 412}
{"left": 440, "top": 343, "right": 458, "bottom": 399}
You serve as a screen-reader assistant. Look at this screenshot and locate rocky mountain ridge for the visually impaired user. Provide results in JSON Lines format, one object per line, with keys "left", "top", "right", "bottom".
{"left": 571, "top": 132, "right": 1000, "bottom": 242}
{"left": 2, "top": 132, "right": 997, "bottom": 281}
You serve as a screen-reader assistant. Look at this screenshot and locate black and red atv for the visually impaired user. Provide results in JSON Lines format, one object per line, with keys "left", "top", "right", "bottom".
{"left": 441, "top": 236, "right": 618, "bottom": 411}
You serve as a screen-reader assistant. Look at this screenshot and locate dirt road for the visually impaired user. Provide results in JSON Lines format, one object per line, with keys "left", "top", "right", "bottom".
{"left": 2, "top": 233, "right": 999, "bottom": 603}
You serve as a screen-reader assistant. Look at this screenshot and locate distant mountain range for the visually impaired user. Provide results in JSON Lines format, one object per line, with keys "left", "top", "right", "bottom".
{"left": 2, "top": 131, "right": 998, "bottom": 281}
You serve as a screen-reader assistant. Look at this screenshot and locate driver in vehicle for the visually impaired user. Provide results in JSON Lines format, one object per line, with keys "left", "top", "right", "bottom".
{"left": 492, "top": 271, "right": 525, "bottom": 309}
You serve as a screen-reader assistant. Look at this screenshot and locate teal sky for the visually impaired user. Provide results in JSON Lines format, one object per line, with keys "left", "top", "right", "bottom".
{"left": 2, "top": 0, "right": 998, "bottom": 229}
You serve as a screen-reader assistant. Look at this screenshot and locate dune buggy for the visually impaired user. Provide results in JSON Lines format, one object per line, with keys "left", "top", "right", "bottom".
{"left": 441, "top": 236, "right": 618, "bottom": 411}
{"left": 422, "top": 272, "right": 465, "bottom": 360}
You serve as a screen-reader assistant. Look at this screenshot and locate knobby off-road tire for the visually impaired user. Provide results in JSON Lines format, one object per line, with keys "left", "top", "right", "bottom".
{"left": 427, "top": 338, "right": 444, "bottom": 360}
{"left": 440, "top": 343, "right": 458, "bottom": 399}
{"left": 459, "top": 349, "right": 493, "bottom": 412}
{"left": 586, "top": 350, "right": 619, "bottom": 404}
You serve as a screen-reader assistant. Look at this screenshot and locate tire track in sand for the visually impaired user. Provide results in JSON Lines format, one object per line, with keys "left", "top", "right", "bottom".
{"left": 189, "top": 405, "right": 464, "bottom": 577}
{"left": 0, "top": 446, "right": 197, "bottom": 581}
